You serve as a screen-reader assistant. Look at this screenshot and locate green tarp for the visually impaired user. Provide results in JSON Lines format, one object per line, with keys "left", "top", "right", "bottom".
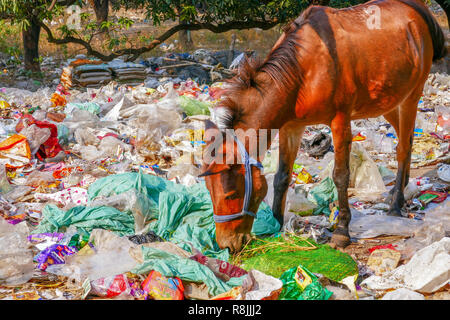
{"left": 87, "top": 171, "right": 280, "bottom": 261}
{"left": 33, "top": 171, "right": 280, "bottom": 294}
{"left": 35, "top": 171, "right": 280, "bottom": 262}
{"left": 307, "top": 177, "right": 338, "bottom": 216}
{"left": 131, "top": 246, "right": 246, "bottom": 296}
{"left": 32, "top": 205, "right": 135, "bottom": 236}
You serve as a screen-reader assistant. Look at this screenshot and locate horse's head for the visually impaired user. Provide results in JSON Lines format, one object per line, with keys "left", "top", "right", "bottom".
{"left": 200, "top": 119, "right": 268, "bottom": 253}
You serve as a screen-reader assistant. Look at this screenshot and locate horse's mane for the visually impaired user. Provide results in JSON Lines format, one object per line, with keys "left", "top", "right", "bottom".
{"left": 216, "top": 7, "right": 314, "bottom": 129}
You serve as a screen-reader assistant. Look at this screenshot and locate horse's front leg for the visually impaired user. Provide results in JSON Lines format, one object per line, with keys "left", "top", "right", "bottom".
{"left": 272, "top": 122, "right": 304, "bottom": 226}
{"left": 330, "top": 113, "right": 352, "bottom": 248}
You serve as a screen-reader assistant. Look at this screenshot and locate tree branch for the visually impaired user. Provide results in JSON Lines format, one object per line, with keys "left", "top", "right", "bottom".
{"left": 47, "top": 0, "right": 58, "bottom": 11}
{"left": 40, "top": 19, "right": 279, "bottom": 61}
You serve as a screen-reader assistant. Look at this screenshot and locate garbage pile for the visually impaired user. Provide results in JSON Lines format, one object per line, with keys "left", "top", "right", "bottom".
{"left": 59, "top": 49, "right": 239, "bottom": 90}
{"left": 0, "top": 64, "right": 449, "bottom": 300}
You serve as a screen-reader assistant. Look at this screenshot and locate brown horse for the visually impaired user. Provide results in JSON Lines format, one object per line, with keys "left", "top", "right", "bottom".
{"left": 200, "top": 0, "right": 447, "bottom": 252}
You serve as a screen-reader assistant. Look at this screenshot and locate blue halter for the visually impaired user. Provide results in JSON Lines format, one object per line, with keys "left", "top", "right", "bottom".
{"left": 213, "top": 132, "right": 263, "bottom": 223}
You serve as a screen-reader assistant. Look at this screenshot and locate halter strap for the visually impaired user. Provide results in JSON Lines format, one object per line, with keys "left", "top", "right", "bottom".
{"left": 213, "top": 132, "right": 263, "bottom": 223}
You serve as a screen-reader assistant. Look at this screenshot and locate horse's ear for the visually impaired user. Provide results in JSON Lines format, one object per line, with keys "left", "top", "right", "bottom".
{"left": 205, "top": 119, "right": 218, "bottom": 131}
{"left": 213, "top": 107, "right": 234, "bottom": 130}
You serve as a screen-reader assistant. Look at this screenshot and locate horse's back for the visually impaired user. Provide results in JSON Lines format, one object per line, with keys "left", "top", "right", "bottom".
{"left": 295, "top": 0, "right": 443, "bottom": 122}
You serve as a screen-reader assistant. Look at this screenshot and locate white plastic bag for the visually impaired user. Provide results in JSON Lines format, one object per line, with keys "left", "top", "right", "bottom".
{"left": 0, "top": 219, "right": 34, "bottom": 285}
{"left": 381, "top": 288, "right": 425, "bottom": 300}
{"left": 361, "top": 237, "right": 450, "bottom": 293}
{"left": 349, "top": 209, "right": 423, "bottom": 239}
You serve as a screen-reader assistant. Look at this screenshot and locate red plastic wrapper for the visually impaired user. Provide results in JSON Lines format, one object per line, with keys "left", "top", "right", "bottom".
{"left": 368, "top": 244, "right": 399, "bottom": 254}
{"left": 15, "top": 114, "right": 64, "bottom": 160}
{"left": 190, "top": 251, "right": 248, "bottom": 282}
{"left": 141, "top": 270, "right": 184, "bottom": 300}
{"left": 90, "top": 274, "right": 130, "bottom": 298}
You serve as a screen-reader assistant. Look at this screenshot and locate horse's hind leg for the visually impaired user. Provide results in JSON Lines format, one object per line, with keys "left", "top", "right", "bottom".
{"left": 329, "top": 112, "right": 352, "bottom": 248}
{"left": 386, "top": 91, "right": 421, "bottom": 216}
{"left": 382, "top": 109, "right": 403, "bottom": 205}
{"left": 272, "top": 122, "right": 305, "bottom": 226}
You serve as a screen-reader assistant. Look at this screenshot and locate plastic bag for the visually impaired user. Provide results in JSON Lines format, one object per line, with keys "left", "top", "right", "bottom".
{"left": 167, "top": 163, "right": 201, "bottom": 181}
{"left": 367, "top": 248, "right": 401, "bottom": 275}
{"left": 25, "top": 170, "right": 56, "bottom": 188}
{"left": 349, "top": 209, "right": 423, "bottom": 239}
{"left": 437, "top": 164, "right": 450, "bottom": 182}
{"left": 0, "top": 134, "right": 32, "bottom": 169}
{"left": 19, "top": 124, "right": 51, "bottom": 155}
{"left": 3, "top": 185, "right": 33, "bottom": 202}
{"left": 381, "top": 288, "right": 425, "bottom": 300}
{"left": 400, "top": 223, "right": 446, "bottom": 261}
{"left": 90, "top": 274, "right": 131, "bottom": 298}
{"left": 0, "top": 164, "right": 12, "bottom": 193}
{"left": 307, "top": 177, "right": 338, "bottom": 216}
{"left": 98, "top": 136, "right": 132, "bottom": 157}
{"left": 279, "top": 264, "right": 333, "bottom": 300}
{"left": 46, "top": 229, "right": 139, "bottom": 283}
{"left": 239, "top": 269, "right": 283, "bottom": 300}
{"left": 178, "top": 95, "right": 211, "bottom": 116}
{"left": 141, "top": 270, "right": 184, "bottom": 300}
{"left": 349, "top": 143, "right": 386, "bottom": 200}
{"left": 0, "top": 219, "right": 34, "bottom": 285}
{"left": 320, "top": 143, "right": 386, "bottom": 201}
{"left": 78, "top": 145, "right": 104, "bottom": 161}
{"left": 287, "top": 189, "right": 317, "bottom": 216}
{"left": 74, "top": 128, "right": 100, "bottom": 146}
{"left": 89, "top": 189, "right": 158, "bottom": 234}
{"left": 189, "top": 249, "right": 248, "bottom": 282}
{"left": 35, "top": 244, "right": 77, "bottom": 271}
{"left": 34, "top": 187, "right": 88, "bottom": 209}
{"left": 361, "top": 237, "right": 450, "bottom": 293}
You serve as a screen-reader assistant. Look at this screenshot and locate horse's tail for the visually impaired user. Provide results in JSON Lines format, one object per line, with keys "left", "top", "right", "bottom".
{"left": 398, "top": 0, "right": 447, "bottom": 61}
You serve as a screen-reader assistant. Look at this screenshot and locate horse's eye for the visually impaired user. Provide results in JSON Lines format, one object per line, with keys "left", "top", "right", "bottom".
{"left": 224, "top": 191, "right": 238, "bottom": 200}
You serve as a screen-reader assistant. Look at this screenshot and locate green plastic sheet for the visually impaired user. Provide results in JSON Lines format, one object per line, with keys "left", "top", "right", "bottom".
{"left": 87, "top": 171, "right": 280, "bottom": 261}
{"left": 307, "top": 177, "right": 338, "bottom": 216}
{"left": 279, "top": 265, "right": 333, "bottom": 300}
{"left": 178, "top": 95, "right": 211, "bottom": 116}
{"left": 31, "top": 205, "right": 135, "bottom": 236}
{"left": 65, "top": 102, "right": 101, "bottom": 115}
{"left": 131, "top": 246, "right": 246, "bottom": 296}
{"left": 33, "top": 170, "right": 280, "bottom": 294}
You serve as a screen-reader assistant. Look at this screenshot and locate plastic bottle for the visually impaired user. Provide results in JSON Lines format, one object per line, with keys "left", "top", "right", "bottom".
{"left": 403, "top": 180, "right": 420, "bottom": 201}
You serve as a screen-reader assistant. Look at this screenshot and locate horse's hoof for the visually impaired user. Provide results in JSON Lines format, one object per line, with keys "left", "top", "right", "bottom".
{"left": 330, "top": 233, "right": 351, "bottom": 249}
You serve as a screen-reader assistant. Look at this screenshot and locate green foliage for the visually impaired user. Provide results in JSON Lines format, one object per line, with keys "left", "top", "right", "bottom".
{"left": 114, "top": 0, "right": 317, "bottom": 26}
{"left": 0, "top": 20, "right": 22, "bottom": 61}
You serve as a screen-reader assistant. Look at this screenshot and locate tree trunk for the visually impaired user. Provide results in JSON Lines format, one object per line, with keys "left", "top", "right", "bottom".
{"left": 433, "top": 0, "right": 450, "bottom": 29}
{"left": 178, "top": 20, "right": 194, "bottom": 51}
{"left": 22, "top": 16, "right": 41, "bottom": 72}
{"left": 89, "top": 0, "right": 109, "bottom": 27}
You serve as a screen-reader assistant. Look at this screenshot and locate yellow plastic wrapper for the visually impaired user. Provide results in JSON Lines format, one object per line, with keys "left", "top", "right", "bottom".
{"left": 294, "top": 166, "right": 313, "bottom": 184}
{"left": 294, "top": 265, "right": 313, "bottom": 290}
{"left": 211, "top": 286, "right": 241, "bottom": 300}
{"left": 0, "top": 100, "right": 10, "bottom": 109}
{"left": 328, "top": 206, "right": 339, "bottom": 230}
{"left": 0, "top": 134, "right": 32, "bottom": 169}
{"left": 50, "top": 92, "right": 67, "bottom": 107}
